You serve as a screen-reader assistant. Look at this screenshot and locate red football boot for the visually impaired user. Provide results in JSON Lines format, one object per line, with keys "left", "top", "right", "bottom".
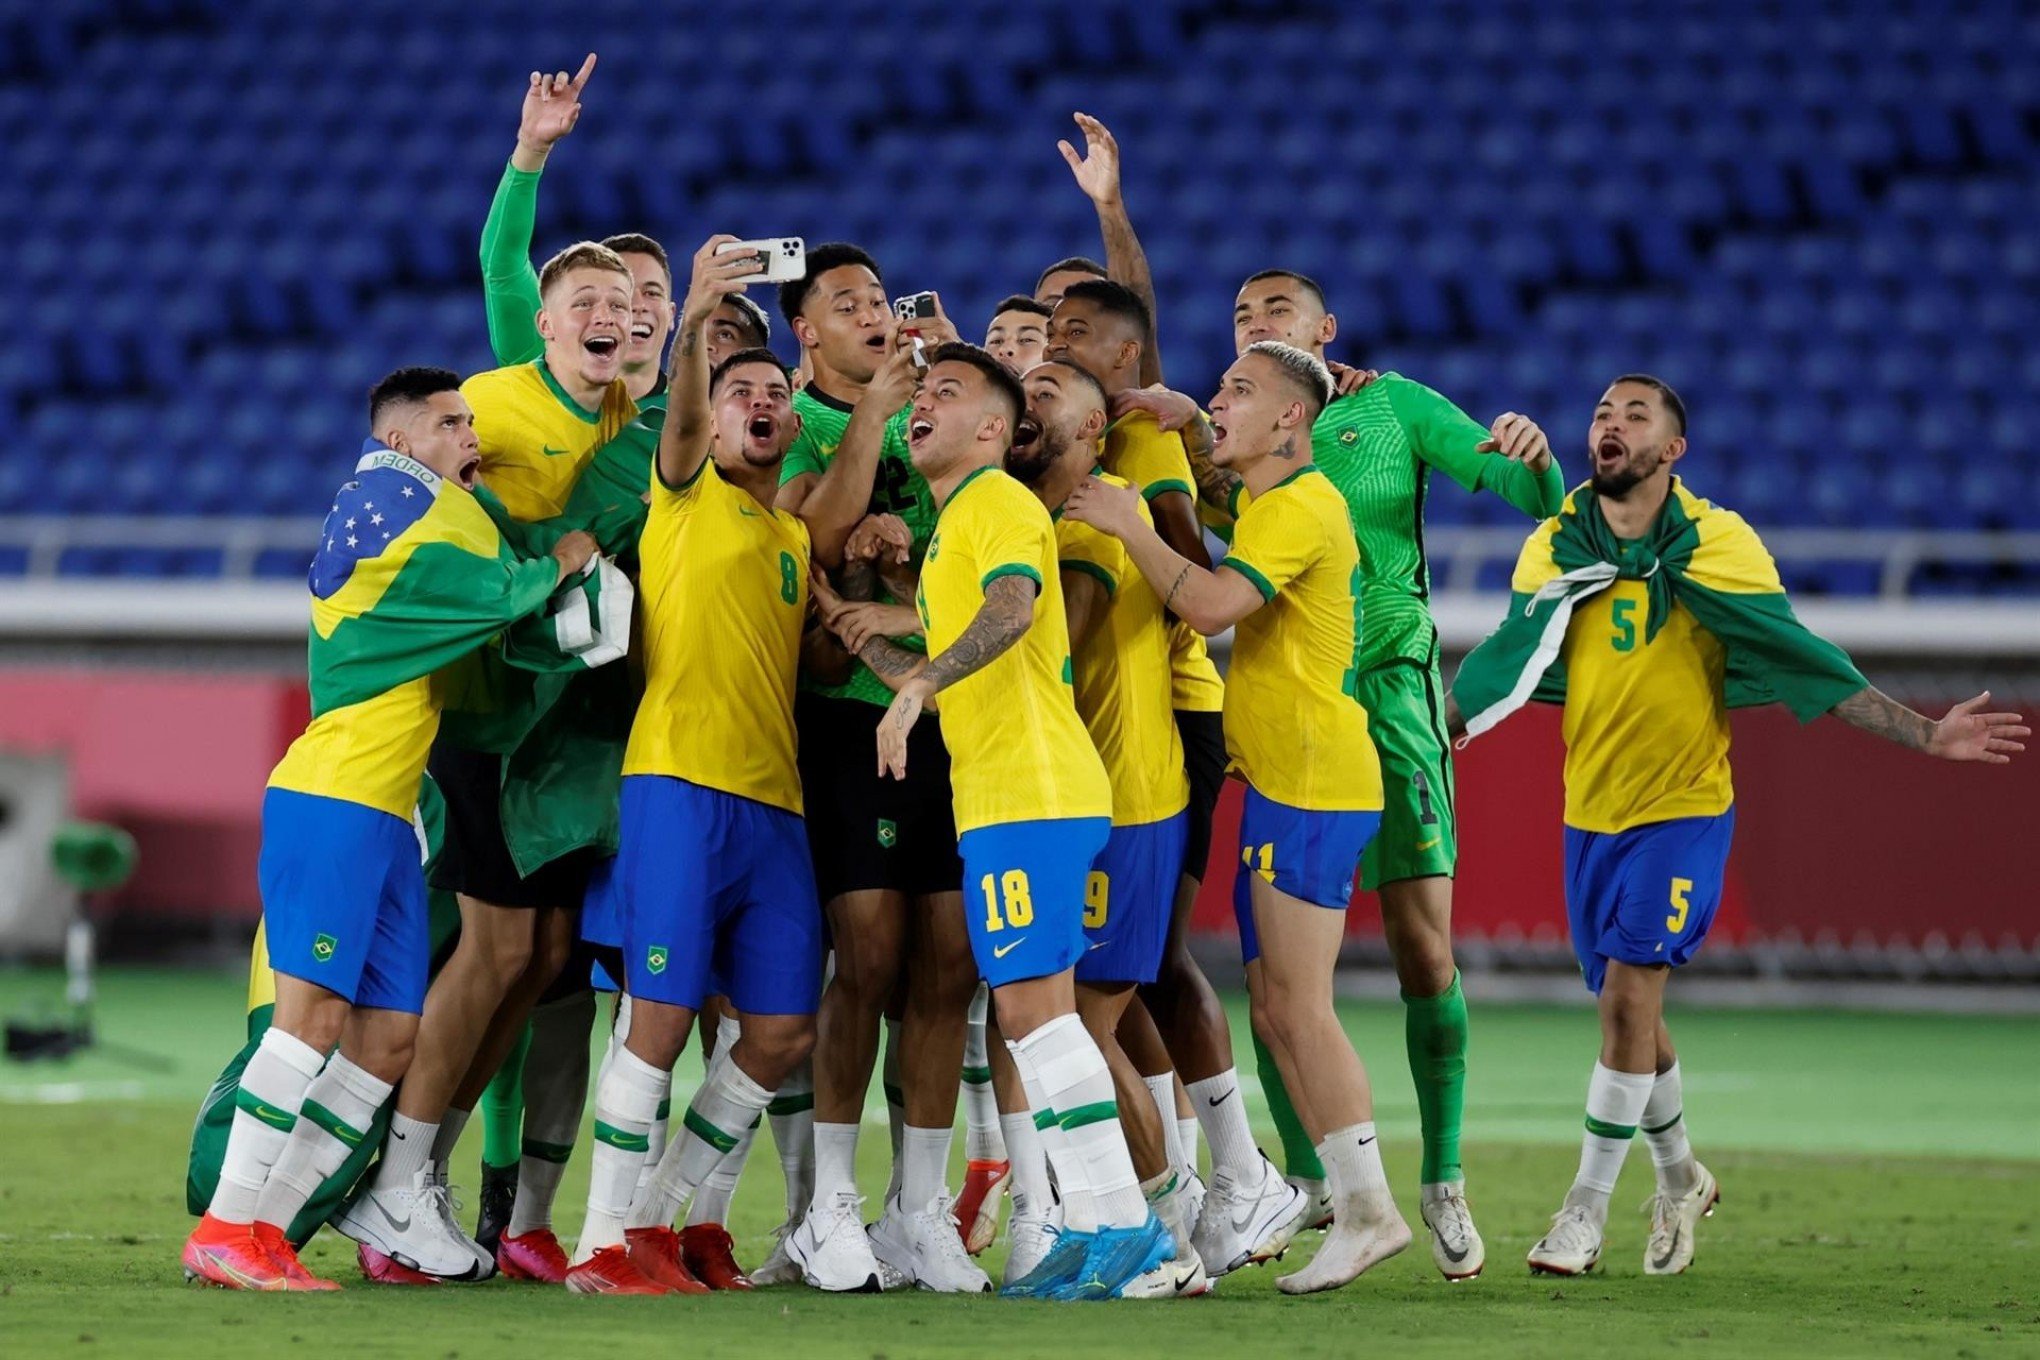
{"left": 680, "top": 1223, "right": 755, "bottom": 1291}
{"left": 252, "top": 1223, "right": 340, "bottom": 1291}
{"left": 624, "top": 1226, "right": 709, "bottom": 1295}
{"left": 564, "top": 1243, "right": 679, "bottom": 1296}
{"left": 954, "top": 1159, "right": 1011, "bottom": 1255}
{"left": 356, "top": 1242, "right": 441, "bottom": 1285}
{"left": 497, "top": 1229, "right": 570, "bottom": 1283}
{"left": 182, "top": 1213, "right": 286, "bottom": 1291}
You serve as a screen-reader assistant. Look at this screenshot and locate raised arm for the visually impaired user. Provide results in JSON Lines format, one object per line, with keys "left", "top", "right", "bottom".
{"left": 1110, "top": 388, "right": 1236, "bottom": 520}
{"left": 658, "top": 235, "right": 756, "bottom": 489}
{"left": 1060, "top": 113, "right": 1164, "bottom": 387}
{"left": 875, "top": 575, "right": 1038, "bottom": 778}
{"left": 782, "top": 337, "right": 920, "bottom": 569}
{"left": 1829, "top": 687, "right": 2028, "bottom": 763}
{"left": 1386, "top": 378, "right": 1565, "bottom": 520}
{"left": 1065, "top": 475, "right": 1262, "bottom": 636}
{"left": 482, "top": 55, "right": 595, "bottom": 365}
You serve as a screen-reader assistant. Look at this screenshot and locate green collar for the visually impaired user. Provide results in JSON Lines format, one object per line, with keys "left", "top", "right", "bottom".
{"left": 946, "top": 463, "right": 998, "bottom": 509}
{"left": 536, "top": 359, "right": 603, "bottom": 424}
{"left": 1267, "top": 462, "right": 1319, "bottom": 492}
{"left": 1048, "top": 465, "right": 1105, "bottom": 522}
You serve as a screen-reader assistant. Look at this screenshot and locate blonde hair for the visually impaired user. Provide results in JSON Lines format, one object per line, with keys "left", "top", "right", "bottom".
{"left": 1244, "top": 340, "right": 1335, "bottom": 416}
{"left": 538, "top": 241, "right": 632, "bottom": 300}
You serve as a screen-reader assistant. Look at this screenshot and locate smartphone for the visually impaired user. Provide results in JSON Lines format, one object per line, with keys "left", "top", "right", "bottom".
{"left": 717, "top": 237, "right": 806, "bottom": 284}
{"left": 893, "top": 291, "right": 939, "bottom": 324}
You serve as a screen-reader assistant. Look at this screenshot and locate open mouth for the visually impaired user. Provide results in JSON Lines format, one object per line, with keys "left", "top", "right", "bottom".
{"left": 584, "top": 335, "right": 619, "bottom": 358}
{"left": 629, "top": 322, "right": 654, "bottom": 342}
{"left": 457, "top": 455, "right": 481, "bottom": 489}
{"left": 1595, "top": 436, "right": 1625, "bottom": 464}
{"left": 1011, "top": 414, "right": 1042, "bottom": 453}
{"left": 866, "top": 333, "right": 889, "bottom": 353}
{"left": 747, "top": 414, "right": 778, "bottom": 442}
{"left": 1210, "top": 421, "right": 1228, "bottom": 446}
{"left": 909, "top": 417, "right": 935, "bottom": 445}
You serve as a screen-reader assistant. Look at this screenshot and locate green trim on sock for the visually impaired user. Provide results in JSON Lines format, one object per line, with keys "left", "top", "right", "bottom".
{"left": 520, "top": 1137, "right": 575, "bottom": 1164}
{"left": 1058, "top": 1100, "right": 1118, "bottom": 1132}
{"left": 1252, "top": 1031, "right": 1323, "bottom": 1180}
{"left": 883, "top": 1082, "right": 906, "bottom": 1108}
{"left": 1144, "top": 1171, "right": 1180, "bottom": 1203}
{"left": 1585, "top": 1114, "right": 1639, "bottom": 1140}
{"left": 595, "top": 1120, "right": 650, "bottom": 1153}
{"left": 1032, "top": 1109, "right": 1059, "bottom": 1132}
{"left": 1642, "top": 1111, "right": 1683, "bottom": 1136}
{"left": 960, "top": 1065, "right": 993, "bottom": 1085}
{"left": 655, "top": 1097, "right": 672, "bottom": 1120}
{"left": 683, "top": 1107, "right": 740, "bottom": 1154}
{"left": 479, "top": 1022, "right": 531, "bottom": 1169}
{"left": 235, "top": 1085, "right": 298, "bottom": 1134}
{"left": 299, "top": 1099, "right": 364, "bottom": 1147}
{"left": 767, "top": 1091, "right": 815, "bottom": 1117}
{"left": 1403, "top": 968, "right": 1469, "bottom": 1185}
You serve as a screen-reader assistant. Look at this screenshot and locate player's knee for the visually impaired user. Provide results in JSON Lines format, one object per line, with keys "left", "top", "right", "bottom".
{"left": 738, "top": 1022, "right": 815, "bottom": 1083}
{"left": 1392, "top": 939, "right": 1455, "bottom": 996}
{"left": 830, "top": 934, "right": 901, "bottom": 1004}
{"left": 464, "top": 922, "right": 535, "bottom": 985}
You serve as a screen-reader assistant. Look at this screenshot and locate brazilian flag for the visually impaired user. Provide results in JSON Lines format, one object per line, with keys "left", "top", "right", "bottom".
{"left": 1453, "top": 477, "right": 1869, "bottom": 737}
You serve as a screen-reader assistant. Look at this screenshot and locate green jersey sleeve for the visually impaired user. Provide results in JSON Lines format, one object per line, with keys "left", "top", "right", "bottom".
{"left": 1385, "top": 376, "right": 1565, "bottom": 519}
{"left": 480, "top": 161, "right": 546, "bottom": 367}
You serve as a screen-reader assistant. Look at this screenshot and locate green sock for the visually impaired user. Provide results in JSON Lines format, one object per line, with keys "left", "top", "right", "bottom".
{"left": 1252, "top": 1031, "right": 1323, "bottom": 1181}
{"left": 1403, "top": 970, "right": 1469, "bottom": 1185}
{"left": 479, "top": 1022, "right": 532, "bottom": 1171}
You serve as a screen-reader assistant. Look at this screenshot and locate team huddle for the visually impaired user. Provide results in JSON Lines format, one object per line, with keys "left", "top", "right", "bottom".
{"left": 180, "top": 57, "right": 2028, "bottom": 1301}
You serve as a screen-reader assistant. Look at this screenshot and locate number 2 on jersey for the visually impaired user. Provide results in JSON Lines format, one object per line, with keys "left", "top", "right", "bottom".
{"left": 981, "top": 870, "right": 1034, "bottom": 932}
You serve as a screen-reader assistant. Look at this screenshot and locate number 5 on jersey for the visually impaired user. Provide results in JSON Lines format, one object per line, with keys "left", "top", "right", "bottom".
{"left": 981, "top": 870, "right": 1034, "bottom": 932}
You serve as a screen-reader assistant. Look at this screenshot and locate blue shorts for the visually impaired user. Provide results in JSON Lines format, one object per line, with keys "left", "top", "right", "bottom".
{"left": 581, "top": 855, "right": 624, "bottom": 992}
{"left": 259, "top": 788, "right": 429, "bottom": 1014}
{"left": 1563, "top": 810, "right": 1735, "bottom": 994}
{"left": 958, "top": 816, "right": 1111, "bottom": 988}
{"left": 618, "top": 775, "right": 824, "bottom": 1016}
{"left": 1077, "top": 812, "right": 1188, "bottom": 985}
{"left": 1232, "top": 783, "right": 1379, "bottom": 965}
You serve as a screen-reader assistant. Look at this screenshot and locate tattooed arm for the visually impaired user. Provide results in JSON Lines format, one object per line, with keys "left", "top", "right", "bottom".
{"left": 1064, "top": 476, "right": 1262, "bottom": 636}
{"left": 1829, "top": 687, "right": 2028, "bottom": 763}
{"left": 1179, "top": 408, "right": 1240, "bottom": 521}
{"left": 875, "top": 575, "right": 1037, "bottom": 779}
{"left": 660, "top": 236, "right": 756, "bottom": 489}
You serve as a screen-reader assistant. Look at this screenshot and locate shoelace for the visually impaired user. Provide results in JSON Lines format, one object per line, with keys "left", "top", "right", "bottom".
{"left": 1544, "top": 1205, "right": 1599, "bottom": 1254}
{"left": 1430, "top": 1194, "right": 1475, "bottom": 1247}
{"left": 924, "top": 1196, "right": 978, "bottom": 1270}
{"left": 1641, "top": 1193, "right": 1677, "bottom": 1245}
{"left": 821, "top": 1193, "right": 868, "bottom": 1243}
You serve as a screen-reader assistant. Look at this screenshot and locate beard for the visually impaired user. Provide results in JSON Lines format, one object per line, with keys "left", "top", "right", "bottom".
{"left": 1004, "top": 422, "right": 1062, "bottom": 486}
{"left": 1591, "top": 461, "right": 1649, "bottom": 498}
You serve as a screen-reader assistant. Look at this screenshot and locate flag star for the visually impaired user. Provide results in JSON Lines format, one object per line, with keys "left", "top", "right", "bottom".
{"left": 363, "top": 501, "right": 374, "bottom": 510}
{"left": 381, "top": 531, "right": 390, "bottom": 540}
{"left": 400, "top": 486, "right": 415, "bottom": 498}
{"left": 345, "top": 517, "right": 357, "bottom": 529}
{"left": 346, "top": 535, "right": 358, "bottom": 548}
{"left": 370, "top": 512, "right": 384, "bottom": 526}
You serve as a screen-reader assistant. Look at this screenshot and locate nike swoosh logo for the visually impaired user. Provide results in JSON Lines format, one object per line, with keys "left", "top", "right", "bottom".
{"left": 1087, "top": 939, "right": 1110, "bottom": 951}
{"left": 1439, "top": 1237, "right": 1470, "bottom": 1264}
{"left": 1206, "top": 1090, "right": 1234, "bottom": 1108}
{"left": 249, "top": 1103, "right": 289, "bottom": 1124}
{"left": 540, "top": 445, "right": 573, "bottom": 459}
{"left": 739, "top": 505, "right": 761, "bottom": 516}
{"left": 992, "top": 938, "right": 1027, "bottom": 959}
{"left": 1415, "top": 837, "right": 1441, "bottom": 852}
{"left": 377, "top": 1200, "right": 412, "bottom": 1233}
{"left": 1651, "top": 1225, "right": 1682, "bottom": 1271}
{"left": 1355, "top": 1136, "right": 1376, "bottom": 1147}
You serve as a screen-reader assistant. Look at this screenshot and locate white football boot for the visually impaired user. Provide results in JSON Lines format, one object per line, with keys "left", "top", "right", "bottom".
{"left": 867, "top": 1193, "right": 993, "bottom": 1293}
{"left": 1643, "top": 1163, "right": 1719, "bottom": 1276}
{"left": 1192, "top": 1154, "right": 1308, "bottom": 1277}
{"left": 333, "top": 1168, "right": 487, "bottom": 1279}
{"left": 1419, "top": 1181, "right": 1485, "bottom": 1281}
{"left": 750, "top": 1218, "right": 802, "bottom": 1286}
{"left": 783, "top": 1189, "right": 882, "bottom": 1292}
{"left": 1527, "top": 1202, "right": 1604, "bottom": 1276}
{"left": 1002, "top": 1202, "right": 1061, "bottom": 1286}
{"left": 1291, "top": 1175, "right": 1333, "bottom": 1231}
{"left": 427, "top": 1168, "right": 496, "bottom": 1280}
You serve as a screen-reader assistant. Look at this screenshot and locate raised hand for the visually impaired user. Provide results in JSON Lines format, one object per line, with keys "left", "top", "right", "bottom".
{"left": 1063, "top": 474, "right": 1143, "bottom": 539}
{"left": 1108, "top": 385, "right": 1198, "bottom": 432}
{"left": 1058, "top": 111, "right": 1123, "bottom": 207}
{"left": 516, "top": 54, "right": 597, "bottom": 165}
{"left": 1325, "top": 362, "right": 1380, "bottom": 397}
{"left": 845, "top": 513, "right": 912, "bottom": 567}
{"left": 681, "top": 235, "right": 757, "bottom": 330}
{"left": 1927, "top": 692, "right": 2029, "bottom": 764}
{"left": 1477, "top": 411, "right": 1552, "bottom": 472}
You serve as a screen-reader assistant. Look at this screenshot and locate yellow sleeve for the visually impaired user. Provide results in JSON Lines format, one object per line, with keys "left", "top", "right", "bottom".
{"left": 1509, "top": 516, "right": 1564, "bottom": 594}
{"left": 650, "top": 448, "right": 712, "bottom": 508}
{"left": 1056, "top": 517, "right": 1123, "bottom": 598}
{"left": 1115, "top": 420, "right": 1196, "bottom": 503}
{"left": 1224, "top": 491, "right": 1320, "bottom": 601}
{"left": 970, "top": 495, "right": 1051, "bottom": 593}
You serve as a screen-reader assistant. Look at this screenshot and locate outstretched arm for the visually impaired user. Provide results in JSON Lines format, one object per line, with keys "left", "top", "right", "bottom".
{"left": 1065, "top": 476, "right": 1262, "bottom": 636}
{"left": 1060, "top": 112, "right": 1164, "bottom": 387}
{"left": 1829, "top": 687, "right": 2027, "bottom": 763}
{"left": 658, "top": 235, "right": 758, "bottom": 489}
{"left": 875, "top": 575, "right": 1037, "bottom": 778}
{"left": 783, "top": 336, "right": 920, "bottom": 568}
{"left": 483, "top": 55, "right": 596, "bottom": 364}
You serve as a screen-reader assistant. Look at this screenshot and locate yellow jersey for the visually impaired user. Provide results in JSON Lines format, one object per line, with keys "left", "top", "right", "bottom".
{"left": 270, "top": 678, "right": 440, "bottom": 820}
{"left": 916, "top": 466, "right": 1112, "bottom": 834}
{"left": 622, "top": 459, "right": 811, "bottom": 814}
{"left": 1221, "top": 466, "right": 1381, "bottom": 812}
{"left": 1511, "top": 511, "right": 1738, "bottom": 835}
{"left": 1103, "top": 412, "right": 1225, "bottom": 714}
{"left": 462, "top": 360, "right": 635, "bottom": 522}
{"left": 1055, "top": 473, "right": 1190, "bottom": 827}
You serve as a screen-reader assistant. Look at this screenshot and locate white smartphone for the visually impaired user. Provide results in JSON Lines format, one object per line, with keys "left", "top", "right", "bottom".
{"left": 716, "top": 236, "right": 806, "bottom": 284}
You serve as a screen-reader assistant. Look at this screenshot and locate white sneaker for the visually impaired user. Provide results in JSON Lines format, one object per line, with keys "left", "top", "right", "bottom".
{"left": 784, "top": 1190, "right": 882, "bottom": 1293}
{"left": 867, "top": 1194, "right": 993, "bottom": 1294}
{"left": 1291, "top": 1175, "right": 1333, "bottom": 1230}
{"left": 751, "top": 1218, "right": 801, "bottom": 1286}
{"left": 333, "top": 1170, "right": 487, "bottom": 1279}
{"left": 1180, "top": 1171, "right": 1207, "bottom": 1242}
{"left": 1643, "top": 1163, "right": 1718, "bottom": 1276}
{"left": 1192, "top": 1155, "right": 1309, "bottom": 1277}
{"left": 1119, "top": 1220, "right": 1211, "bottom": 1300}
{"left": 1527, "top": 1202, "right": 1604, "bottom": 1276}
{"left": 1002, "top": 1203, "right": 1060, "bottom": 1286}
{"left": 427, "top": 1169, "right": 496, "bottom": 1280}
{"left": 1420, "top": 1181, "right": 1485, "bottom": 1281}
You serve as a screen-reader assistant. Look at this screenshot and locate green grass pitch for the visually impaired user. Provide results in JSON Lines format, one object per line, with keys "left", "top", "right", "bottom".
{"left": 0, "top": 967, "right": 2035, "bottom": 1358}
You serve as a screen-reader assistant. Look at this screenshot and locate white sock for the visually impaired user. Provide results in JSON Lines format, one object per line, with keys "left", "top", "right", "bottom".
{"left": 633, "top": 1095, "right": 672, "bottom": 1204}
{"left": 257, "top": 1053, "right": 391, "bottom": 1230}
{"left": 1317, "top": 1122, "right": 1390, "bottom": 1205}
{"left": 1571, "top": 1062, "right": 1655, "bottom": 1218}
{"left": 882, "top": 1017, "right": 906, "bottom": 1202}
{"left": 1143, "top": 1072, "right": 1183, "bottom": 1178}
{"left": 901, "top": 1125, "right": 953, "bottom": 1213}
{"left": 1010, "top": 1013, "right": 1147, "bottom": 1230}
{"left": 428, "top": 1105, "right": 470, "bottom": 1175}
{"left": 768, "top": 1060, "right": 816, "bottom": 1220}
{"left": 630, "top": 1050, "right": 775, "bottom": 1230}
{"left": 208, "top": 1027, "right": 327, "bottom": 1223}
{"left": 1013, "top": 1059, "right": 1094, "bottom": 1232}
{"left": 1186, "top": 1068, "right": 1259, "bottom": 1179}
{"left": 686, "top": 1115, "right": 759, "bottom": 1227}
{"left": 813, "top": 1122, "right": 860, "bottom": 1205}
{"left": 507, "top": 989, "right": 594, "bottom": 1238}
{"left": 962, "top": 987, "right": 1005, "bottom": 1162}
{"left": 1177, "top": 1116, "right": 1201, "bottom": 1179}
{"left": 374, "top": 1112, "right": 437, "bottom": 1192}
{"left": 1001, "top": 1110, "right": 1053, "bottom": 1219}
{"left": 1642, "top": 1061, "right": 1698, "bottom": 1193}
{"left": 573, "top": 1045, "right": 669, "bottom": 1263}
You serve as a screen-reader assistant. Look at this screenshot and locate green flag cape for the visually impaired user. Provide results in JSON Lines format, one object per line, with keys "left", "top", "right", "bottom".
{"left": 1453, "top": 478, "right": 1868, "bottom": 739}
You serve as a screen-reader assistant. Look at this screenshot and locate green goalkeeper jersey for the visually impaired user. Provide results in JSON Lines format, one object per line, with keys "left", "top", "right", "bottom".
{"left": 1311, "top": 374, "right": 1566, "bottom": 672}
{"left": 781, "top": 385, "right": 932, "bottom": 708}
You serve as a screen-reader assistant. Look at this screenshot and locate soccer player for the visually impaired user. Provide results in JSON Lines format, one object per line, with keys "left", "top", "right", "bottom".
{"left": 337, "top": 241, "right": 636, "bottom": 1278}
{"left": 565, "top": 239, "right": 823, "bottom": 1296}
{"left": 1120, "top": 267, "right": 1562, "bottom": 1276}
{"left": 1067, "top": 342, "right": 1412, "bottom": 1295}
{"left": 1005, "top": 357, "right": 1207, "bottom": 1296}
{"left": 182, "top": 368, "right": 596, "bottom": 1290}
{"left": 985, "top": 295, "right": 1053, "bottom": 377}
{"left": 1448, "top": 375, "right": 2027, "bottom": 1278}
{"left": 1033, "top": 255, "right": 1109, "bottom": 313}
{"left": 772, "top": 246, "right": 984, "bottom": 1292}
{"left": 838, "top": 342, "right": 1176, "bottom": 1301}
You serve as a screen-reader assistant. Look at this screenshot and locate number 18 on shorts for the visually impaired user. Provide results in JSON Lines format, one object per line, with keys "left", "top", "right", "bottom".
{"left": 957, "top": 817, "right": 1111, "bottom": 987}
